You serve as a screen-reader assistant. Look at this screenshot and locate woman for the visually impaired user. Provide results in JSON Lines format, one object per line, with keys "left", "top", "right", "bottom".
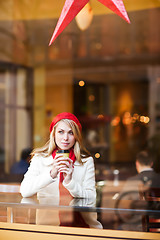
{"left": 20, "top": 112, "right": 96, "bottom": 200}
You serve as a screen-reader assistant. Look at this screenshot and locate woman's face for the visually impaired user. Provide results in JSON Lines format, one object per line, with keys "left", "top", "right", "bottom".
{"left": 55, "top": 121, "right": 76, "bottom": 150}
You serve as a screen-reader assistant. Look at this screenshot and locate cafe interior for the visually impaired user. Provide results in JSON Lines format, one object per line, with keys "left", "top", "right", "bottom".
{"left": 0, "top": 1, "right": 160, "bottom": 239}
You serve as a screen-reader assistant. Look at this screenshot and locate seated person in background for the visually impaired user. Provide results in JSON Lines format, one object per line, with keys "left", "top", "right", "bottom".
{"left": 11, "top": 148, "right": 32, "bottom": 175}
{"left": 121, "top": 151, "right": 160, "bottom": 197}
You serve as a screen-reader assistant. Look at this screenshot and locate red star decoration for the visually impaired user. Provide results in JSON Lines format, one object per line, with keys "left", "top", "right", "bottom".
{"left": 49, "top": 0, "right": 130, "bottom": 46}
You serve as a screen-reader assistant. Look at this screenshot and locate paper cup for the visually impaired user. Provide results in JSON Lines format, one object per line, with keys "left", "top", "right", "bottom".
{"left": 56, "top": 150, "right": 69, "bottom": 158}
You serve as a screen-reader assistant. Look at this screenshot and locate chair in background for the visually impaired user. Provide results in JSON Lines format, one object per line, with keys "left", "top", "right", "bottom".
{"left": 140, "top": 187, "right": 160, "bottom": 232}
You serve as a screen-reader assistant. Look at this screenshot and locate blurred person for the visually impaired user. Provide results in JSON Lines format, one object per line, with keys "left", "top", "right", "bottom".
{"left": 119, "top": 151, "right": 160, "bottom": 197}
{"left": 11, "top": 148, "right": 32, "bottom": 175}
{"left": 115, "top": 151, "right": 160, "bottom": 231}
{"left": 20, "top": 112, "right": 96, "bottom": 200}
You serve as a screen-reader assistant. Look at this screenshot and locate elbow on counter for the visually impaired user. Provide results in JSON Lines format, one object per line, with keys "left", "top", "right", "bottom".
{"left": 20, "top": 184, "right": 34, "bottom": 198}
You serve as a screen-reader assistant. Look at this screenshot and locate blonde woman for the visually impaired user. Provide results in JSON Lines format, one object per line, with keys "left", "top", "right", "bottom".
{"left": 20, "top": 112, "right": 96, "bottom": 200}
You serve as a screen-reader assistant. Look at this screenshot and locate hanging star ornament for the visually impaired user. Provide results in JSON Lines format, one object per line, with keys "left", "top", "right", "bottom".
{"left": 49, "top": 0, "right": 130, "bottom": 46}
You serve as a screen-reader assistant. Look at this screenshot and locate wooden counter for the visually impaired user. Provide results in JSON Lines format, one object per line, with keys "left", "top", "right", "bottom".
{"left": 0, "top": 183, "right": 160, "bottom": 239}
{"left": 1, "top": 222, "right": 160, "bottom": 240}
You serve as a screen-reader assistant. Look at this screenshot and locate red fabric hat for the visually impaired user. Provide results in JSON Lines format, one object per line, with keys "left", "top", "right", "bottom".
{"left": 50, "top": 112, "right": 82, "bottom": 132}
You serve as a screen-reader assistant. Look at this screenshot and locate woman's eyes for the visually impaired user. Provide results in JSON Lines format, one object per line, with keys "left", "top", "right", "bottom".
{"left": 69, "top": 131, "right": 73, "bottom": 135}
{"left": 58, "top": 130, "right": 63, "bottom": 134}
{"left": 58, "top": 130, "right": 73, "bottom": 135}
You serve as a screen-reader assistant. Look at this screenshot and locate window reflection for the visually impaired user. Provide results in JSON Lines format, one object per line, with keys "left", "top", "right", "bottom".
{"left": 0, "top": 1, "right": 160, "bottom": 233}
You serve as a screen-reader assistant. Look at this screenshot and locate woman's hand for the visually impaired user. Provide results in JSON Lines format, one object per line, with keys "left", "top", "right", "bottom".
{"left": 59, "top": 159, "right": 74, "bottom": 184}
{"left": 50, "top": 161, "right": 58, "bottom": 179}
{"left": 50, "top": 154, "right": 63, "bottom": 179}
{"left": 51, "top": 154, "right": 73, "bottom": 184}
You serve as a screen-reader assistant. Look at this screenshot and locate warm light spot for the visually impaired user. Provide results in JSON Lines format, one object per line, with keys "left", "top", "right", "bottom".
{"left": 111, "top": 116, "right": 120, "bottom": 126}
{"left": 133, "top": 113, "right": 139, "bottom": 120}
{"left": 122, "top": 112, "right": 132, "bottom": 125}
{"left": 144, "top": 116, "right": 150, "bottom": 123}
{"left": 132, "top": 113, "right": 139, "bottom": 123}
{"left": 118, "top": 91, "right": 133, "bottom": 114}
{"left": 97, "top": 114, "right": 104, "bottom": 119}
{"left": 89, "top": 94, "right": 95, "bottom": 101}
{"left": 79, "top": 80, "right": 85, "bottom": 87}
{"left": 75, "top": 3, "right": 93, "bottom": 31}
{"left": 95, "top": 153, "right": 100, "bottom": 159}
{"left": 140, "top": 116, "right": 150, "bottom": 123}
{"left": 140, "top": 116, "right": 145, "bottom": 122}
{"left": 131, "top": 118, "right": 136, "bottom": 123}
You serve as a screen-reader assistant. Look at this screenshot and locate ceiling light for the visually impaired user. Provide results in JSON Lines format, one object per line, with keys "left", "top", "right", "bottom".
{"left": 75, "top": 3, "right": 93, "bottom": 31}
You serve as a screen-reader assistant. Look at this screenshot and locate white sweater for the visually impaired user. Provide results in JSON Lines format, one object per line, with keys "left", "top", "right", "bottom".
{"left": 20, "top": 154, "right": 96, "bottom": 199}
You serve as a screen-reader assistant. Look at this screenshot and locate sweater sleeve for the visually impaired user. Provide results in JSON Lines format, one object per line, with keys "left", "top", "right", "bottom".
{"left": 63, "top": 157, "right": 96, "bottom": 199}
{"left": 20, "top": 155, "right": 56, "bottom": 198}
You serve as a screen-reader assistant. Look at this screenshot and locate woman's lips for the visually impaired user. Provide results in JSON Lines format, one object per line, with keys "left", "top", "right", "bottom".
{"left": 61, "top": 142, "right": 69, "bottom": 146}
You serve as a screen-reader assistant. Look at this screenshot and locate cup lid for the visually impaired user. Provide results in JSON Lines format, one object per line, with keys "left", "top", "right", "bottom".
{"left": 56, "top": 150, "right": 69, "bottom": 153}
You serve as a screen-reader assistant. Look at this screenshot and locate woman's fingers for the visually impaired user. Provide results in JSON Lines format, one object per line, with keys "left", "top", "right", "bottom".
{"left": 58, "top": 167, "right": 70, "bottom": 174}
{"left": 54, "top": 158, "right": 73, "bottom": 168}
{"left": 57, "top": 163, "right": 73, "bottom": 173}
{"left": 53, "top": 155, "right": 73, "bottom": 180}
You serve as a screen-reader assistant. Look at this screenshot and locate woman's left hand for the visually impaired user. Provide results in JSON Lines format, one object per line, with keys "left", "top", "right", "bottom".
{"left": 57, "top": 157, "right": 74, "bottom": 184}
{"left": 61, "top": 162, "right": 73, "bottom": 184}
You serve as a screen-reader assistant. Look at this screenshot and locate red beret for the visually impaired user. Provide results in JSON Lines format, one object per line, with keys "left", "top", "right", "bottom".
{"left": 50, "top": 112, "right": 82, "bottom": 132}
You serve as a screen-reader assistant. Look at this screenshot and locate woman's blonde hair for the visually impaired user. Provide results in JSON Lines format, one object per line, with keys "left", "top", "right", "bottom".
{"left": 31, "top": 119, "right": 90, "bottom": 163}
